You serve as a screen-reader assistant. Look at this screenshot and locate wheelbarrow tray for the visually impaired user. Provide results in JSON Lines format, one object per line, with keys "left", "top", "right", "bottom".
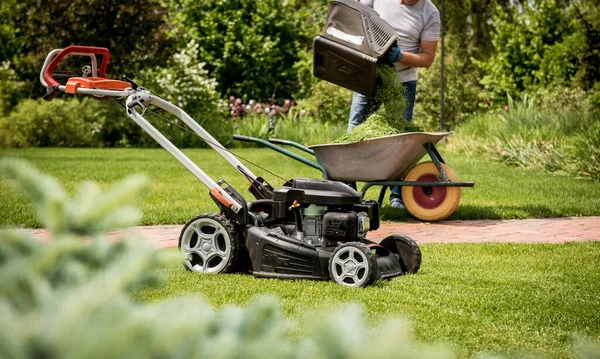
{"left": 309, "top": 132, "right": 451, "bottom": 182}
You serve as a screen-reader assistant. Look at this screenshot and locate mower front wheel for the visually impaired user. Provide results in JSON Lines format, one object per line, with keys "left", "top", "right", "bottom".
{"left": 178, "top": 213, "right": 239, "bottom": 274}
{"left": 329, "top": 242, "right": 378, "bottom": 287}
{"left": 379, "top": 234, "right": 421, "bottom": 274}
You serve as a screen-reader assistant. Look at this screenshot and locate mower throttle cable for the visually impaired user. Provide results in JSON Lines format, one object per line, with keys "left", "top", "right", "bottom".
{"left": 110, "top": 96, "right": 289, "bottom": 183}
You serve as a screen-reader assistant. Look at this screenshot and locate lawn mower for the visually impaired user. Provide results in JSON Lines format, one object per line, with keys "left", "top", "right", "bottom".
{"left": 39, "top": 45, "right": 421, "bottom": 287}
{"left": 38, "top": 1, "right": 432, "bottom": 287}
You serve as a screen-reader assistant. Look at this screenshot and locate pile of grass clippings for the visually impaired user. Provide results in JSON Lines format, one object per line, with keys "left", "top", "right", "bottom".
{"left": 333, "top": 64, "right": 422, "bottom": 144}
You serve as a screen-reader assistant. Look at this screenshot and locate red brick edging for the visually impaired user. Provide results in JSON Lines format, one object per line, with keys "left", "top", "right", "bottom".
{"left": 24, "top": 216, "right": 600, "bottom": 248}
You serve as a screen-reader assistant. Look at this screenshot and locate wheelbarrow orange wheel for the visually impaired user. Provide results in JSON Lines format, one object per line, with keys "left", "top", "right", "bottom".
{"left": 401, "top": 161, "right": 461, "bottom": 222}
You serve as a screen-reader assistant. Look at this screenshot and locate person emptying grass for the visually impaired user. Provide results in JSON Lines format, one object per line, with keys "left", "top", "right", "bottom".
{"left": 346, "top": 0, "right": 440, "bottom": 209}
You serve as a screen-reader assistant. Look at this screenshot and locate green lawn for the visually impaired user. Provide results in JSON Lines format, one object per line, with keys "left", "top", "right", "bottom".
{"left": 2, "top": 147, "right": 599, "bottom": 227}
{"left": 135, "top": 243, "right": 600, "bottom": 359}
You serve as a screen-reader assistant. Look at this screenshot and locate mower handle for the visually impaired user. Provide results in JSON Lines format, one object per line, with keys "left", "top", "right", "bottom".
{"left": 41, "top": 46, "right": 110, "bottom": 100}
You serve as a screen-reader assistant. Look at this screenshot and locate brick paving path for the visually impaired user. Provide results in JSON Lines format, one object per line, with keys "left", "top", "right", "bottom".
{"left": 25, "top": 216, "right": 600, "bottom": 248}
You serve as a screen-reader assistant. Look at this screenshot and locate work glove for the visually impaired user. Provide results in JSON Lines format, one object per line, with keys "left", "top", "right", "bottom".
{"left": 386, "top": 44, "right": 403, "bottom": 65}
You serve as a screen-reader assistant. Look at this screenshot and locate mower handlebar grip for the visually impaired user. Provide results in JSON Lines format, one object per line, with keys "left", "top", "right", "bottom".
{"left": 232, "top": 134, "right": 250, "bottom": 142}
{"left": 43, "top": 46, "right": 110, "bottom": 89}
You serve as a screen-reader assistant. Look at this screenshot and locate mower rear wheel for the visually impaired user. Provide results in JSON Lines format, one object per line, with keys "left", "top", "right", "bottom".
{"left": 401, "top": 161, "right": 461, "bottom": 222}
{"left": 379, "top": 234, "right": 421, "bottom": 274}
{"left": 178, "top": 213, "right": 239, "bottom": 274}
{"left": 329, "top": 242, "right": 378, "bottom": 287}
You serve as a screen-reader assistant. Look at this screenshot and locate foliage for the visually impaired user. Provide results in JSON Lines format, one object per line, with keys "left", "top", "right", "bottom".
{"left": 449, "top": 93, "right": 600, "bottom": 180}
{"left": 295, "top": 80, "right": 353, "bottom": 125}
{"left": 234, "top": 109, "right": 346, "bottom": 147}
{"left": 0, "top": 98, "right": 113, "bottom": 148}
{"left": 165, "top": 0, "right": 311, "bottom": 101}
{"left": 573, "top": 121, "right": 600, "bottom": 181}
{"left": 138, "top": 40, "right": 235, "bottom": 148}
{"left": 476, "top": 0, "right": 600, "bottom": 102}
{"left": 0, "top": 61, "right": 26, "bottom": 116}
{"left": 0, "top": 0, "right": 172, "bottom": 97}
{"left": 413, "top": 38, "right": 486, "bottom": 131}
{"left": 141, "top": 40, "right": 220, "bottom": 120}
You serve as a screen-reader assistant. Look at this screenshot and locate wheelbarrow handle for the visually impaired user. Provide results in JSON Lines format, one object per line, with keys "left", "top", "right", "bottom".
{"left": 268, "top": 138, "right": 315, "bottom": 155}
{"left": 233, "top": 135, "right": 328, "bottom": 179}
{"left": 232, "top": 134, "right": 250, "bottom": 142}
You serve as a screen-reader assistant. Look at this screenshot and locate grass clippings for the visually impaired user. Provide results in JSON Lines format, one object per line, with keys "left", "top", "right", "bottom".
{"left": 334, "top": 64, "right": 422, "bottom": 144}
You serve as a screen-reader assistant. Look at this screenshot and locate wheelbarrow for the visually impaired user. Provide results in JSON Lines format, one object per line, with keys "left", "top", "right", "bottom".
{"left": 233, "top": 132, "right": 474, "bottom": 222}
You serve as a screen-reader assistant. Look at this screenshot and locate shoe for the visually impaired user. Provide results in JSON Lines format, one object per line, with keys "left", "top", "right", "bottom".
{"left": 390, "top": 197, "right": 404, "bottom": 209}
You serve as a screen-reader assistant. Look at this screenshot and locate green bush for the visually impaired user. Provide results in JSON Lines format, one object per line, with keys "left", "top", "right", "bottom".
{"left": 138, "top": 39, "right": 235, "bottom": 148}
{"left": 476, "top": 0, "right": 600, "bottom": 101}
{"left": 0, "top": 98, "right": 110, "bottom": 148}
{"left": 0, "top": 61, "right": 26, "bottom": 116}
{"left": 449, "top": 93, "right": 600, "bottom": 180}
{"left": 412, "top": 42, "right": 485, "bottom": 131}
{"left": 166, "top": 0, "right": 310, "bottom": 101}
{"left": 295, "top": 81, "right": 353, "bottom": 126}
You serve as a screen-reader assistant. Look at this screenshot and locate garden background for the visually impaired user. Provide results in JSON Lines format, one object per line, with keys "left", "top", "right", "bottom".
{"left": 0, "top": 0, "right": 598, "bottom": 181}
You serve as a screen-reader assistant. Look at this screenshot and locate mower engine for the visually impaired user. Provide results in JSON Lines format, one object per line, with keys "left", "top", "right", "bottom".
{"left": 300, "top": 205, "right": 371, "bottom": 245}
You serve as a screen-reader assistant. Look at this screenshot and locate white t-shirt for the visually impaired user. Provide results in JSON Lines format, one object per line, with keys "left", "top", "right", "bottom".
{"left": 361, "top": 0, "right": 440, "bottom": 82}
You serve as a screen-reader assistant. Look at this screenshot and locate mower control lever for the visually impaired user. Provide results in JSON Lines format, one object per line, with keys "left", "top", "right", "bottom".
{"left": 122, "top": 75, "right": 139, "bottom": 90}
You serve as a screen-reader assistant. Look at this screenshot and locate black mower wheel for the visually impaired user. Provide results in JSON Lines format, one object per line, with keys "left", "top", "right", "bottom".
{"left": 328, "top": 242, "right": 378, "bottom": 287}
{"left": 379, "top": 234, "right": 421, "bottom": 274}
{"left": 178, "top": 213, "right": 239, "bottom": 274}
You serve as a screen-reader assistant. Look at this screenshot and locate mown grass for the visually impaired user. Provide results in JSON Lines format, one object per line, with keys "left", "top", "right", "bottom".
{"left": 2, "top": 147, "right": 600, "bottom": 227}
{"left": 134, "top": 243, "right": 600, "bottom": 359}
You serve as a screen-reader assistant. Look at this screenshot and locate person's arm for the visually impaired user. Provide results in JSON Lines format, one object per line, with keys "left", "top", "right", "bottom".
{"left": 397, "top": 40, "right": 437, "bottom": 68}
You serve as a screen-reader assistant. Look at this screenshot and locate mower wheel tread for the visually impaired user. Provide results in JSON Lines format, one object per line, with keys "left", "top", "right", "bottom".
{"left": 178, "top": 213, "right": 240, "bottom": 274}
{"left": 379, "top": 234, "right": 421, "bottom": 274}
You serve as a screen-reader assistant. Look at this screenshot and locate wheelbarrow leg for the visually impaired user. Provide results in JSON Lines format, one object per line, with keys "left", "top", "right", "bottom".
{"left": 378, "top": 185, "right": 388, "bottom": 207}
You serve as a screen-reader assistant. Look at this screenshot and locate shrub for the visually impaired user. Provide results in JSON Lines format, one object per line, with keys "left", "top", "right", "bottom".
{"left": 412, "top": 43, "right": 485, "bottom": 131}
{"left": 166, "top": 0, "right": 310, "bottom": 100}
{"left": 572, "top": 121, "right": 600, "bottom": 181}
{"left": 0, "top": 61, "right": 26, "bottom": 116}
{"left": 0, "top": 98, "right": 109, "bottom": 148}
{"left": 449, "top": 93, "right": 600, "bottom": 180}
{"left": 138, "top": 40, "right": 232, "bottom": 148}
{"left": 295, "top": 81, "right": 353, "bottom": 125}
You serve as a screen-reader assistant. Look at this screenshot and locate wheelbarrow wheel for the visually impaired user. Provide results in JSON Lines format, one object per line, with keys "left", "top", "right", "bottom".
{"left": 401, "top": 161, "right": 461, "bottom": 222}
{"left": 178, "top": 213, "right": 239, "bottom": 274}
{"left": 379, "top": 234, "right": 421, "bottom": 274}
{"left": 329, "top": 242, "right": 378, "bottom": 287}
